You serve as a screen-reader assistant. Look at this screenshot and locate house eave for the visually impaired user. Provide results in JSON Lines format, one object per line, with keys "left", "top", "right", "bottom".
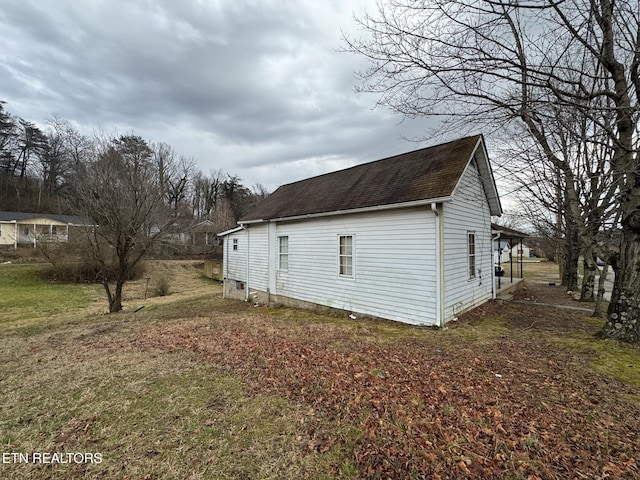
{"left": 217, "top": 225, "right": 245, "bottom": 237}
{"left": 239, "top": 197, "right": 453, "bottom": 225}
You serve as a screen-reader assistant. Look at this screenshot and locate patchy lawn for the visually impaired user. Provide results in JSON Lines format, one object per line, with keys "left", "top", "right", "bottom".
{"left": 1, "top": 262, "right": 639, "bottom": 479}
{"left": 0, "top": 264, "right": 94, "bottom": 334}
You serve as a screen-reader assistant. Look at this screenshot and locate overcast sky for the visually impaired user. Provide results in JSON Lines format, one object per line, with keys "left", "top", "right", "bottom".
{"left": 0, "top": 0, "right": 475, "bottom": 193}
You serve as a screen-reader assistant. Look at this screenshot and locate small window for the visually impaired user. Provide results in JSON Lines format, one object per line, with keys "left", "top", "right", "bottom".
{"left": 232, "top": 238, "right": 238, "bottom": 251}
{"left": 339, "top": 235, "right": 353, "bottom": 277}
{"left": 51, "top": 226, "right": 57, "bottom": 235}
{"left": 468, "top": 232, "right": 476, "bottom": 279}
{"left": 278, "top": 236, "right": 289, "bottom": 271}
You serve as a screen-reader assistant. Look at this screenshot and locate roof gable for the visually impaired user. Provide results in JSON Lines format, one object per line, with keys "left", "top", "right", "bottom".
{"left": 241, "top": 135, "right": 501, "bottom": 222}
{"left": 452, "top": 139, "right": 502, "bottom": 216}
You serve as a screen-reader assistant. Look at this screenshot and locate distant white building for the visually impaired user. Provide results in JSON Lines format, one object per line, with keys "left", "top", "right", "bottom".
{"left": 219, "top": 135, "right": 503, "bottom": 327}
{"left": 0, "top": 211, "right": 92, "bottom": 248}
{"left": 511, "top": 243, "right": 532, "bottom": 259}
{"left": 492, "top": 226, "right": 531, "bottom": 264}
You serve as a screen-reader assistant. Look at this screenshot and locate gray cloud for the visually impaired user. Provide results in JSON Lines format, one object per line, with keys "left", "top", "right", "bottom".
{"left": 0, "top": 0, "right": 444, "bottom": 191}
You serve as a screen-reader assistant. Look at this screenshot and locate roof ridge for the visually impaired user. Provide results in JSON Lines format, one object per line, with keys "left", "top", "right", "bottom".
{"left": 279, "top": 134, "right": 483, "bottom": 188}
{"left": 240, "top": 135, "right": 486, "bottom": 222}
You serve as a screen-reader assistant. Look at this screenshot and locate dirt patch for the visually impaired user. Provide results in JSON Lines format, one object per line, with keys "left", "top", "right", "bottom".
{"left": 513, "top": 280, "right": 595, "bottom": 306}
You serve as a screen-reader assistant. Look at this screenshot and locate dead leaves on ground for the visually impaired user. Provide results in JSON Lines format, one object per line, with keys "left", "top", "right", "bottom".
{"left": 135, "top": 308, "right": 640, "bottom": 479}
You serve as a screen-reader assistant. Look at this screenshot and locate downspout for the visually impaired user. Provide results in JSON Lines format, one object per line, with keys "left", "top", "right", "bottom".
{"left": 245, "top": 225, "right": 250, "bottom": 302}
{"left": 492, "top": 232, "right": 501, "bottom": 299}
{"left": 12, "top": 220, "right": 17, "bottom": 249}
{"left": 431, "top": 203, "right": 444, "bottom": 327}
{"left": 223, "top": 235, "right": 229, "bottom": 299}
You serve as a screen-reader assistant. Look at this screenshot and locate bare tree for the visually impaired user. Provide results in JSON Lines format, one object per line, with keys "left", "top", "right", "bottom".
{"left": 39, "top": 115, "right": 74, "bottom": 200}
{"left": 0, "top": 101, "right": 17, "bottom": 173}
{"left": 15, "top": 119, "right": 48, "bottom": 179}
{"left": 189, "top": 169, "right": 221, "bottom": 219}
{"left": 67, "top": 135, "right": 170, "bottom": 313}
{"left": 190, "top": 171, "right": 208, "bottom": 218}
{"left": 152, "top": 142, "right": 195, "bottom": 215}
{"left": 499, "top": 100, "right": 618, "bottom": 300}
{"left": 345, "top": 0, "right": 640, "bottom": 342}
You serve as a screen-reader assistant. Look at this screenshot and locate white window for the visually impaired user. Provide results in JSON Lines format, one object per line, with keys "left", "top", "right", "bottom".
{"left": 468, "top": 231, "right": 476, "bottom": 279}
{"left": 232, "top": 238, "right": 238, "bottom": 251}
{"left": 278, "top": 236, "right": 289, "bottom": 270}
{"left": 339, "top": 235, "right": 353, "bottom": 277}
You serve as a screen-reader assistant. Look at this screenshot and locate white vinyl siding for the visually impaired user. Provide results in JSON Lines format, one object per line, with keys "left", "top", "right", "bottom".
{"left": 225, "top": 231, "right": 247, "bottom": 281}
{"left": 274, "top": 207, "right": 438, "bottom": 325}
{"left": 220, "top": 140, "right": 500, "bottom": 325}
{"left": 0, "top": 223, "right": 11, "bottom": 246}
{"left": 248, "top": 224, "right": 269, "bottom": 291}
{"left": 443, "top": 158, "right": 494, "bottom": 320}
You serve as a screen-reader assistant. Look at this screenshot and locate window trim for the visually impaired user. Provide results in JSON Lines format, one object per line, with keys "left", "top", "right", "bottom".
{"left": 338, "top": 234, "right": 354, "bottom": 278}
{"left": 278, "top": 235, "right": 289, "bottom": 271}
{"left": 468, "top": 231, "right": 476, "bottom": 280}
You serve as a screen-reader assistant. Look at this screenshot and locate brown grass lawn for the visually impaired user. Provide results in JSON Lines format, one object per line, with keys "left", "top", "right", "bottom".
{"left": 1, "top": 260, "right": 639, "bottom": 479}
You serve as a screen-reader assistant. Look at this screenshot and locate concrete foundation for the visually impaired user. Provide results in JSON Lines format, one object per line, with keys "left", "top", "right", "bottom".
{"left": 223, "top": 279, "right": 374, "bottom": 319}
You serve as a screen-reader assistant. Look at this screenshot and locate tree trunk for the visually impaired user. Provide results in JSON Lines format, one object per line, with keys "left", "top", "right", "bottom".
{"left": 109, "top": 280, "right": 124, "bottom": 313}
{"left": 562, "top": 224, "right": 580, "bottom": 291}
{"left": 601, "top": 228, "right": 640, "bottom": 342}
{"left": 103, "top": 277, "right": 124, "bottom": 313}
{"left": 592, "top": 263, "right": 609, "bottom": 318}
{"left": 580, "top": 253, "right": 597, "bottom": 302}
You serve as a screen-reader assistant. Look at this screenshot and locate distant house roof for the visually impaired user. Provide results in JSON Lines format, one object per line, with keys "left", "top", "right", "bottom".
{"left": 0, "top": 211, "right": 92, "bottom": 225}
{"left": 240, "top": 135, "right": 501, "bottom": 223}
{"left": 188, "top": 219, "right": 216, "bottom": 232}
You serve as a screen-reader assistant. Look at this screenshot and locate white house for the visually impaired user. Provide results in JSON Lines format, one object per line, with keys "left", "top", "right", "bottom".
{"left": 493, "top": 240, "right": 532, "bottom": 263}
{"left": 219, "top": 135, "right": 502, "bottom": 327}
{"left": 511, "top": 243, "right": 532, "bottom": 259}
{"left": 0, "top": 212, "right": 92, "bottom": 248}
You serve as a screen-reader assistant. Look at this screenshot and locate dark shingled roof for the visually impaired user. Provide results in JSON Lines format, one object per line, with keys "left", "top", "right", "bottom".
{"left": 0, "top": 211, "right": 92, "bottom": 225}
{"left": 241, "top": 135, "right": 485, "bottom": 222}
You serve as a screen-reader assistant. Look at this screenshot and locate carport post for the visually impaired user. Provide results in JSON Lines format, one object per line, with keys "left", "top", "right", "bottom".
{"left": 510, "top": 238, "right": 513, "bottom": 283}
{"left": 520, "top": 238, "right": 524, "bottom": 278}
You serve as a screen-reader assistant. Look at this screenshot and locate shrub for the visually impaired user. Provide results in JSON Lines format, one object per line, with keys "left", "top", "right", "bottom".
{"left": 42, "top": 261, "right": 146, "bottom": 284}
{"left": 152, "top": 275, "right": 171, "bottom": 297}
